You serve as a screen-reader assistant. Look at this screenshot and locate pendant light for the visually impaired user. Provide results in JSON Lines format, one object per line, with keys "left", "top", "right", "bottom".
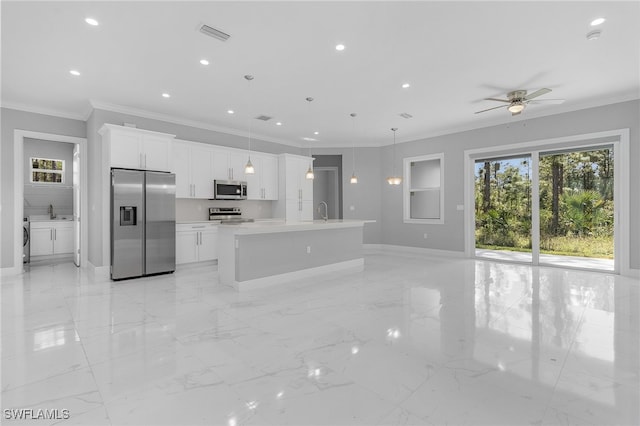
{"left": 386, "top": 127, "right": 402, "bottom": 185}
{"left": 349, "top": 113, "right": 358, "bottom": 184}
{"left": 305, "top": 97, "right": 315, "bottom": 180}
{"left": 244, "top": 74, "right": 255, "bottom": 174}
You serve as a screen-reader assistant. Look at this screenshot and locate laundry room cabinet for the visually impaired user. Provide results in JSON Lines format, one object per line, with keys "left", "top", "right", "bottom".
{"left": 30, "top": 221, "right": 74, "bottom": 256}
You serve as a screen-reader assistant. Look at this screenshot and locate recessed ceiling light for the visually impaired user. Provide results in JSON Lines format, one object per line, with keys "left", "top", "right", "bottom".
{"left": 227, "top": 110, "right": 234, "bottom": 114}
{"left": 335, "top": 44, "right": 345, "bottom": 51}
{"left": 276, "top": 122, "right": 282, "bottom": 126}
{"left": 200, "top": 59, "right": 209, "bottom": 66}
{"left": 314, "top": 131, "right": 319, "bottom": 135}
{"left": 85, "top": 17, "right": 99, "bottom": 26}
{"left": 402, "top": 83, "right": 410, "bottom": 89}
{"left": 69, "top": 70, "right": 80, "bottom": 76}
{"left": 590, "top": 17, "right": 606, "bottom": 26}
{"left": 162, "top": 93, "right": 171, "bottom": 98}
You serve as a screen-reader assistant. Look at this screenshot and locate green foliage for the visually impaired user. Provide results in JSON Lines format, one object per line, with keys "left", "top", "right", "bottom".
{"left": 475, "top": 148, "right": 614, "bottom": 259}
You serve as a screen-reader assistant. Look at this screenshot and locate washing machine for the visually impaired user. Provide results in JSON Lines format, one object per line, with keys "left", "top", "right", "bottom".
{"left": 23, "top": 218, "right": 30, "bottom": 263}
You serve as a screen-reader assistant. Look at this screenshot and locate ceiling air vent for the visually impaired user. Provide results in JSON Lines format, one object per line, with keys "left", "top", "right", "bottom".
{"left": 399, "top": 113, "right": 413, "bottom": 119}
{"left": 255, "top": 115, "right": 273, "bottom": 121}
{"left": 199, "top": 24, "right": 230, "bottom": 42}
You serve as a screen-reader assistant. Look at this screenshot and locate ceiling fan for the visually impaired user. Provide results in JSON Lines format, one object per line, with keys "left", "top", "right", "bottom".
{"left": 475, "top": 88, "right": 565, "bottom": 116}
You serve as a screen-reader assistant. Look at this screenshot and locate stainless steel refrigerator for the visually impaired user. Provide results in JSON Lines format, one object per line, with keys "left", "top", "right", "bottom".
{"left": 111, "top": 169, "right": 176, "bottom": 280}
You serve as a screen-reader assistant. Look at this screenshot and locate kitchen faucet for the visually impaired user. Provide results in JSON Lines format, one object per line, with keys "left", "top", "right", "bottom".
{"left": 48, "top": 204, "right": 55, "bottom": 219}
{"left": 317, "top": 201, "right": 328, "bottom": 222}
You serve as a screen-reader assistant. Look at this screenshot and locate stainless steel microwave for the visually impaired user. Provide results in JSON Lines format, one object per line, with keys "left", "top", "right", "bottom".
{"left": 214, "top": 180, "right": 247, "bottom": 200}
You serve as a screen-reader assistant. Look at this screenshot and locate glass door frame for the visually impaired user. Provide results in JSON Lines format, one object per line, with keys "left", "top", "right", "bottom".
{"left": 464, "top": 129, "right": 630, "bottom": 275}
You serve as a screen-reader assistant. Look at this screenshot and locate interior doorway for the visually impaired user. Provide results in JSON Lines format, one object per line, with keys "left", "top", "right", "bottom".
{"left": 23, "top": 138, "right": 80, "bottom": 268}
{"left": 13, "top": 130, "right": 88, "bottom": 273}
{"left": 313, "top": 167, "right": 340, "bottom": 220}
{"left": 312, "top": 154, "right": 343, "bottom": 220}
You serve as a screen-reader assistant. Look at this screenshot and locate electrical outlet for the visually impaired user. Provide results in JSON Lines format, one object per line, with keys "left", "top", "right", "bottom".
{"left": 457, "top": 204, "right": 464, "bottom": 211}
{"left": 423, "top": 233, "right": 428, "bottom": 239}
{"left": 306, "top": 246, "right": 311, "bottom": 254}
{"left": 349, "top": 205, "right": 355, "bottom": 211}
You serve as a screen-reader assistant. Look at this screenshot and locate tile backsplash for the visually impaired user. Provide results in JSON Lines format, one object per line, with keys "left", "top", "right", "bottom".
{"left": 176, "top": 199, "right": 275, "bottom": 222}
{"left": 24, "top": 185, "right": 73, "bottom": 219}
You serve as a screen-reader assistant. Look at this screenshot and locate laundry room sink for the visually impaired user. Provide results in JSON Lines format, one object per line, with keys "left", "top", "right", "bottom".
{"left": 29, "top": 214, "right": 74, "bottom": 221}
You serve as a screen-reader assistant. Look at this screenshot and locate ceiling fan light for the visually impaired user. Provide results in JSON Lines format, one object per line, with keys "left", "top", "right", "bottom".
{"left": 350, "top": 173, "right": 358, "bottom": 184}
{"left": 508, "top": 102, "right": 525, "bottom": 114}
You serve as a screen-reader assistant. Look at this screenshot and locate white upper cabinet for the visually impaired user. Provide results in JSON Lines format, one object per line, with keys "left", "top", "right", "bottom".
{"left": 212, "top": 149, "right": 250, "bottom": 181}
{"left": 99, "top": 124, "right": 174, "bottom": 172}
{"left": 172, "top": 140, "right": 215, "bottom": 199}
{"left": 245, "top": 153, "right": 279, "bottom": 200}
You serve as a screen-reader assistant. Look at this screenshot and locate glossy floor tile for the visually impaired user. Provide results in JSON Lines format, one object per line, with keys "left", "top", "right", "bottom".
{"left": 1, "top": 250, "right": 639, "bottom": 425}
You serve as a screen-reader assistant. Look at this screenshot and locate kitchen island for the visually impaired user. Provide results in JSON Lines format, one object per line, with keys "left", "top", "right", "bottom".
{"left": 217, "top": 220, "right": 373, "bottom": 290}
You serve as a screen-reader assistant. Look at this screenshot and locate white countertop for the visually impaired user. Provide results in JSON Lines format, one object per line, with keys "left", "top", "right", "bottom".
{"left": 176, "top": 220, "right": 221, "bottom": 225}
{"left": 217, "top": 219, "right": 375, "bottom": 235}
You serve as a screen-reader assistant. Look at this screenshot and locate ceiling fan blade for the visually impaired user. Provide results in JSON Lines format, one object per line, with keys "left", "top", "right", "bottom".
{"left": 528, "top": 98, "right": 565, "bottom": 105}
{"left": 484, "top": 97, "right": 511, "bottom": 103}
{"left": 524, "top": 88, "right": 552, "bottom": 100}
{"left": 475, "top": 104, "right": 509, "bottom": 114}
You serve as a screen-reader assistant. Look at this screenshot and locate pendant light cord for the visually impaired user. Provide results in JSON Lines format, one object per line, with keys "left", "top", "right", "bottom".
{"left": 392, "top": 128, "right": 397, "bottom": 175}
{"left": 351, "top": 113, "right": 357, "bottom": 173}
{"left": 244, "top": 75, "right": 254, "bottom": 159}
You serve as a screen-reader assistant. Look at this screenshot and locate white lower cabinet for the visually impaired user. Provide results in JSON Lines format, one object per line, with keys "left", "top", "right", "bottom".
{"left": 176, "top": 223, "right": 218, "bottom": 265}
{"left": 30, "top": 221, "right": 74, "bottom": 256}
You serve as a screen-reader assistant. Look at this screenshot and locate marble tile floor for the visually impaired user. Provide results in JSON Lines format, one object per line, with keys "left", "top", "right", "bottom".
{"left": 1, "top": 250, "right": 638, "bottom": 426}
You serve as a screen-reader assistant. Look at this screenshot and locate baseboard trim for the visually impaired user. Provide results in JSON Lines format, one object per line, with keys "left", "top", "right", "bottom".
{"left": 624, "top": 268, "right": 639, "bottom": 279}
{"left": 364, "top": 244, "right": 465, "bottom": 258}
{"left": 87, "top": 262, "right": 110, "bottom": 279}
{"left": 1, "top": 265, "right": 22, "bottom": 277}
{"left": 232, "top": 258, "right": 364, "bottom": 291}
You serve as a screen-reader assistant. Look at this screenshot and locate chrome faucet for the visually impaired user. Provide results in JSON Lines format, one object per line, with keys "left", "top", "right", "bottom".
{"left": 48, "top": 204, "right": 55, "bottom": 219}
{"left": 317, "top": 201, "right": 328, "bottom": 222}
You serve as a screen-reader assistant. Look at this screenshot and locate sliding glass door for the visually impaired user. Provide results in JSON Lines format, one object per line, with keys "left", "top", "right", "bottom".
{"left": 474, "top": 155, "right": 532, "bottom": 263}
{"left": 474, "top": 146, "right": 615, "bottom": 272}
{"left": 538, "top": 147, "right": 614, "bottom": 270}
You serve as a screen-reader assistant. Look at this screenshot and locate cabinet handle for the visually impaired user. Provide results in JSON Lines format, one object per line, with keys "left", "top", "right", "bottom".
{"left": 50, "top": 229, "right": 53, "bottom": 241}
{"left": 144, "top": 154, "right": 147, "bottom": 168}
{"left": 140, "top": 153, "right": 143, "bottom": 168}
{"left": 54, "top": 229, "right": 57, "bottom": 240}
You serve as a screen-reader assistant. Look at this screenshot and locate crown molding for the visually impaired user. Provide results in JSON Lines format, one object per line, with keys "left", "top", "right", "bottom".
{"left": 1, "top": 101, "right": 87, "bottom": 121}
{"left": 88, "top": 100, "right": 304, "bottom": 149}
